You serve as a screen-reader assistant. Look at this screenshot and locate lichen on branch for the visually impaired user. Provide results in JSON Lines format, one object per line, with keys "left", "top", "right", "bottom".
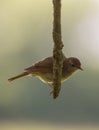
{"left": 52, "top": 0, "right": 64, "bottom": 99}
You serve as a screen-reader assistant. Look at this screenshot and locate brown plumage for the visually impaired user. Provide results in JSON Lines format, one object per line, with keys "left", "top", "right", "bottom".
{"left": 8, "top": 56, "right": 82, "bottom": 83}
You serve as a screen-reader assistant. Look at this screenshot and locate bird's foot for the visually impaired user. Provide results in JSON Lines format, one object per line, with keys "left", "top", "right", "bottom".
{"left": 50, "top": 90, "right": 53, "bottom": 95}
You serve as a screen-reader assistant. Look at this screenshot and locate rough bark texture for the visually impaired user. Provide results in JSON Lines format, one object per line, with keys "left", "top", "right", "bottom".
{"left": 52, "top": 0, "right": 64, "bottom": 99}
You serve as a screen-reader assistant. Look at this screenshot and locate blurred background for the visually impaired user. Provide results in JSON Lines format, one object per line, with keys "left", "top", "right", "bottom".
{"left": 0, "top": 0, "right": 99, "bottom": 129}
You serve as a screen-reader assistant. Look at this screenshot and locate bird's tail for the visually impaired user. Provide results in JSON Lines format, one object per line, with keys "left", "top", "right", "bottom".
{"left": 8, "top": 72, "right": 28, "bottom": 82}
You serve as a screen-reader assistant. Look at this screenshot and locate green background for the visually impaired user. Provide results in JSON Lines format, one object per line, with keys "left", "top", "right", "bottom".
{"left": 0, "top": 0, "right": 99, "bottom": 128}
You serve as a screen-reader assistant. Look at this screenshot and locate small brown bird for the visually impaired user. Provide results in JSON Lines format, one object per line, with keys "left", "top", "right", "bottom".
{"left": 8, "top": 56, "right": 83, "bottom": 86}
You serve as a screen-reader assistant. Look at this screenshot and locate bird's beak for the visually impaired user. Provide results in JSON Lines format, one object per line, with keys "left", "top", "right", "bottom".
{"left": 79, "top": 67, "right": 83, "bottom": 71}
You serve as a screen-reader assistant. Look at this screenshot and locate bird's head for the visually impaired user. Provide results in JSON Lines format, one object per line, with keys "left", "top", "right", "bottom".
{"left": 68, "top": 57, "right": 83, "bottom": 71}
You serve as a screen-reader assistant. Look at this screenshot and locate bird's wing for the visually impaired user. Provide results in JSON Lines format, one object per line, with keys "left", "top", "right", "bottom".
{"left": 24, "top": 57, "right": 53, "bottom": 73}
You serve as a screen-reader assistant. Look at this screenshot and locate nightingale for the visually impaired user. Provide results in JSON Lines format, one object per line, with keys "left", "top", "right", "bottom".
{"left": 8, "top": 56, "right": 83, "bottom": 86}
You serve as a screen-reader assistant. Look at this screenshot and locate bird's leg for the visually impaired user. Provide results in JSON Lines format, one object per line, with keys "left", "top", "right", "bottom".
{"left": 50, "top": 90, "right": 53, "bottom": 96}
{"left": 47, "top": 83, "right": 53, "bottom": 88}
{"left": 47, "top": 83, "right": 54, "bottom": 96}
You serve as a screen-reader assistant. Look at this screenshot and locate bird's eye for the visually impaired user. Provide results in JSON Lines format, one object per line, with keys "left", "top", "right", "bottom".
{"left": 71, "top": 64, "right": 75, "bottom": 67}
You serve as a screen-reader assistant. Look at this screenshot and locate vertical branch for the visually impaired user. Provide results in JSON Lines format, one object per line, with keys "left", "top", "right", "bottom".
{"left": 52, "top": 0, "right": 64, "bottom": 99}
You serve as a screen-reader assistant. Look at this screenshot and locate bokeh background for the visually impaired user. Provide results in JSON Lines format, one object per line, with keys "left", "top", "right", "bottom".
{"left": 0, "top": 0, "right": 99, "bottom": 129}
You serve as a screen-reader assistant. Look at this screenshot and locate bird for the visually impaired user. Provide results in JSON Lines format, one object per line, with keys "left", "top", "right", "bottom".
{"left": 8, "top": 56, "right": 83, "bottom": 87}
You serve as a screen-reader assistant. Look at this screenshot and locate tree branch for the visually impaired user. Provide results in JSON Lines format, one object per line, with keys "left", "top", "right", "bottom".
{"left": 52, "top": 0, "right": 64, "bottom": 99}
